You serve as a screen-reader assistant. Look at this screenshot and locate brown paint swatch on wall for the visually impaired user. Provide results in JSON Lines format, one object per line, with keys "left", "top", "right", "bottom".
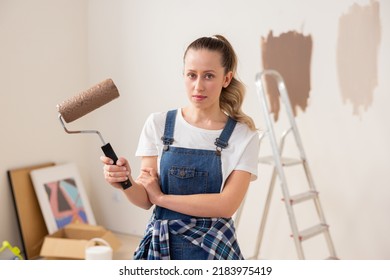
{"left": 261, "top": 31, "right": 312, "bottom": 121}
{"left": 337, "top": 0, "right": 381, "bottom": 116}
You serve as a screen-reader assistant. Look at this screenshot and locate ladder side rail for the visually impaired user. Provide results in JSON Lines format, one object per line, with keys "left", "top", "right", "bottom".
{"left": 272, "top": 71, "right": 323, "bottom": 194}
{"left": 268, "top": 70, "right": 329, "bottom": 219}
{"left": 255, "top": 72, "right": 305, "bottom": 259}
{"left": 267, "top": 70, "right": 338, "bottom": 259}
{"left": 251, "top": 128, "right": 293, "bottom": 259}
{"left": 271, "top": 71, "right": 329, "bottom": 216}
{"left": 250, "top": 162, "right": 278, "bottom": 259}
{"left": 301, "top": 161, "right": 338, "bottom": 257}
{"left": 267, "top": 70, "right": 308, "bottom": 161}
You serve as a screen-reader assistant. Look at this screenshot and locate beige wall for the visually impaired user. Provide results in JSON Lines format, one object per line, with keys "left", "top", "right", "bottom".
{"left": 1, "top": 0, "right": 389, "bottom": 260}
{"left": 0, "top": 0, "right": 90, "bottom": 250}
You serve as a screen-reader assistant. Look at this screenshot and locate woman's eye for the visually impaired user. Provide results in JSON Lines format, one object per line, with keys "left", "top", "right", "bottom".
{"left": 187, "top": 73, "right": 196, "bottom": 79}
{"left": 205, "top": 73, "right": 214, "bottom": 79}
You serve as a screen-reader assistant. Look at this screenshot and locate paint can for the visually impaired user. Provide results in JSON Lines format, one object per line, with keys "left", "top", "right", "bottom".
{"left": 85, "top": 238, "right": 113, "bottom": 260}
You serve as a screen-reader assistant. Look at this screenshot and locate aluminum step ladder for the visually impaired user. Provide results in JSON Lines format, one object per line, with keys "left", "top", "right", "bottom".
{"left": 237, "top": 69, "right": 337, "bottom": 260}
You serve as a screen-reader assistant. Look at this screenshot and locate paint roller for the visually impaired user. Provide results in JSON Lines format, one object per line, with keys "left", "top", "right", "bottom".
{"left": 57, "top": 78, "right": 131, "bottom": 189}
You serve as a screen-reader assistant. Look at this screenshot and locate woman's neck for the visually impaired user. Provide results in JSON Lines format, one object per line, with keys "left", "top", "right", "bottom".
{"left": 181, "top": 106, "right": 227, "bottom": 130}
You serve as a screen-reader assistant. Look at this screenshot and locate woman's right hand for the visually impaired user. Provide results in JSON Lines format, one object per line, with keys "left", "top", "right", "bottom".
{"left": 100, "top": 156, "right": 131, "bottom": 189}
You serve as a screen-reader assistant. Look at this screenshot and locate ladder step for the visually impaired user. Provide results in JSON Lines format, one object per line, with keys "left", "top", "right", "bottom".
{"left": 325, "top": 256, "right": 339, "bottom": 260}
{"left": 259, "top": 156, "right": 302, "bottom": 166}
{"left": 283, "top": 191, "right": 318, "bottom": 205}
{"left": 292, "top": 224, "right": 329, "bottom": 241}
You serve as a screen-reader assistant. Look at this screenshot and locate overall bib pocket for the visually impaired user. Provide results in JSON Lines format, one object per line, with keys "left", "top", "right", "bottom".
{"left": 168, "top": 166, "right": 208, "bottom": 195}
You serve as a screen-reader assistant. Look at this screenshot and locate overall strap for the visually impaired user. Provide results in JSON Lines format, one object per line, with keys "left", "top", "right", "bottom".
{"left": 161, "top": 109, "right": 177, "bottom": 151}
{"left": 214, "top": 117, "right": 237, "bottom": 155}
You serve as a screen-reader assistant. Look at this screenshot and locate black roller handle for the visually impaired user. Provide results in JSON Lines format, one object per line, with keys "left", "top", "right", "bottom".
{"left": 101, "top": 142, "right": 132, "bottom": 190}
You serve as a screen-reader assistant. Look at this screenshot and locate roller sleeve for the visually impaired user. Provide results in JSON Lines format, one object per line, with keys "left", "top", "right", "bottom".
{"left": 57, "top": 78, "right": 119, "bottom": 123}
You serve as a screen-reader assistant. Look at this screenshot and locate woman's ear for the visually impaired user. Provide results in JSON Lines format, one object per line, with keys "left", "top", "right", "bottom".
{"left": 223, "top": 71, "right": 233, "bottom": 88}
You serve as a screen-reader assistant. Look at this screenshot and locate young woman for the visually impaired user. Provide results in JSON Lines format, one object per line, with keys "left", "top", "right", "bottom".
{"left": 101, "top": 35, "right": 259, "bottom": 260}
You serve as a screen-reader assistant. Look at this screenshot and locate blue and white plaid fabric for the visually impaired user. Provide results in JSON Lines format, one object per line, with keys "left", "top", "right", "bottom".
{"left": 133, "top": 213, "right": 244, "bottom": 260}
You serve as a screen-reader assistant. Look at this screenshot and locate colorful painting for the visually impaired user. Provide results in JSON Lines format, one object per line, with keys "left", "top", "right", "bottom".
{"left": 31, "top": 163, "right": 96, "bottom": 234}
{"left": 44, "top": 178, "right": 89, "bottom": 228}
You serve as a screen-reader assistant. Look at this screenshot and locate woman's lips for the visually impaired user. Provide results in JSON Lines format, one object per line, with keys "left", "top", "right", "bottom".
{"left": 192, "top": 95, "right": 207, "bottom": 101}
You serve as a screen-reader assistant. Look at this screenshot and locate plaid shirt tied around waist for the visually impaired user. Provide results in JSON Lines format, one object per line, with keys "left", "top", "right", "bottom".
{"left": 133, "top": 213, "right": 244, "bottom": 260}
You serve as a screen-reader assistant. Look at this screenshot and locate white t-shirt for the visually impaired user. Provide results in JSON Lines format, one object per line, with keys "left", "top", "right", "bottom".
{"left": 135, "top": 108, "right": 259, "bottom": 191}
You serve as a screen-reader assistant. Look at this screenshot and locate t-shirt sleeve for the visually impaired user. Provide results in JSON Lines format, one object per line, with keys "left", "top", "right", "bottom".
{"left": 135, "top": 113, "right": 159, "bottom": 157}
{"left": 235, "top": 131, "right": 260, "bottom": 181}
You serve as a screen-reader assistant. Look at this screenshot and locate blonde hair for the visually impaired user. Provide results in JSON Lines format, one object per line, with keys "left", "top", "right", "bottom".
{"left": 183, "top": 34, "right": 256, "bottom": 131}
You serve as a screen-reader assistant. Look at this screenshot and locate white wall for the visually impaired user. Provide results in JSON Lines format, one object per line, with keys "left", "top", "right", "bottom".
{"left": 1, "top": 0, "right": 389, "bottom": 260}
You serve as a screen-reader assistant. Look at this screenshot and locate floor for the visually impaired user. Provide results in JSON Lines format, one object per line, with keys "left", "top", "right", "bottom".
{"left": 112, "top": 233, "right": 142, "bottom": 260}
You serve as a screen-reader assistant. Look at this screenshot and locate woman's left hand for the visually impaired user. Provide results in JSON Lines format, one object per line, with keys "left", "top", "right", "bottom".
{"left": 137, "top": 167, "right": 163, "bottom": 205}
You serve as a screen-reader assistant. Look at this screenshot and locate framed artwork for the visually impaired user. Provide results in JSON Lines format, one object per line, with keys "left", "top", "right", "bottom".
{"left": 30, "top": 163, "right": 96, "bottom": 234}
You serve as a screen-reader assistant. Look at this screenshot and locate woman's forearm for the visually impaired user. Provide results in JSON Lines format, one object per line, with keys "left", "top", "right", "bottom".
{"left": 122, "top": 177, "right": 153, "bottom": 210}
{"left": 156, "top": 192, "right": 235, "bottom": 218}
{"left": 153, "top": 170, "right": 251, "bottom": 218}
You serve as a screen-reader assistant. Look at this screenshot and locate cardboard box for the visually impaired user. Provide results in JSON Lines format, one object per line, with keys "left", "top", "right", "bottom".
{"left": 40, "top": 223, "right": 121, "bottom": 259}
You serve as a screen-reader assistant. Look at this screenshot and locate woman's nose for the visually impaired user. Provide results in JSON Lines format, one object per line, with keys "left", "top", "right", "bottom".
{"left": 194, "top": 78, "right": 204, "bottom": 91}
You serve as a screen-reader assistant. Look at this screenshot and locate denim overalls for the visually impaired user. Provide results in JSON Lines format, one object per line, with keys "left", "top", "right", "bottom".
{"left": 134, "top": 109, "right": 243, "bottom": 260}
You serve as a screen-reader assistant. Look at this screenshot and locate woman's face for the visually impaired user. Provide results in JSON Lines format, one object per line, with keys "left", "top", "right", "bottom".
{"left": 183, "top": 49, "right": 232, "bottom": 111}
